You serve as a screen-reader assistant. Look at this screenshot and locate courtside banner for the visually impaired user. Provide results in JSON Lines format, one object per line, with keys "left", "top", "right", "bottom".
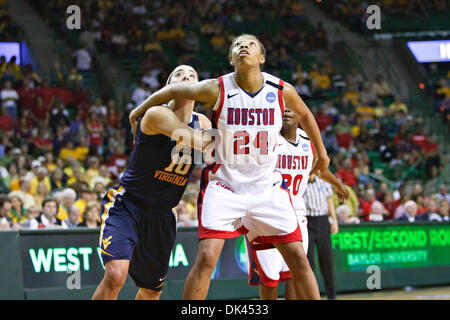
{"left": 14, "top": 222, "right": 450, "bottom": 298}
{"left": 331, "top": 222, "right": 450, "bottom": 271}
{"left": 18, "top": 228, "right": 248, "bottom": 291}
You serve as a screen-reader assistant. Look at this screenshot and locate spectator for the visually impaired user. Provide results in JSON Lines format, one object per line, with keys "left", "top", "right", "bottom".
{"left": 336, "top": 158, "right": 358, "bottom": 187}
{"left": 373, "top": 75, "right": 392, "bottom": 98}
{"left": 30, "top": 166, "right": 51, "bottom": 195}
{"left": 1, "top": 80, "right": 19, "bottom": 124}
{"left": 18, "top": 78, "right": 38, "bottom": 113}
{"left": 19, "top": 205, "right": 40, "bottom": 229}
{"left": 336, "top": 204, "right": 359, "bottom": 224}
{"left": 320, "top": 126, "right": 337, "bottom": 154}
{"left": 50, "top": 167, "right": 66, "bottom": 192}
{"left": 86, "top": 112, "right": 104, "bottom": 155}
{"left": 91, "top": 97, "right": 107, "bottom": 117}
{"left": 294, "top": 78, "right": 312, "bottom": 99}
{"left": 64, "top": 205, "right": 81, "bottom": 228}
{"left": 383, "top": 192, "right": 398, "bottom": 220}
{"left": 72, "top": 45, "right": 92, "bottom": 71}
{"left": 314, "top": 105, "right": 333, "bottom": 131}
{"left": 369, "top": 201, "right": 388, "bottom": 222}
{"left": 29, "top": 198, "right": 67, "bottom": 229}
{"left": 429, "top": 200, "right": 449, "bottom": 222}
{"left": 355, "top": 101, "right": 375, "bottom": 124}
{"left": 131, "top": 81, "right": 151, "bottom": 107}
{"left": 176, "top": 199, "right": 197, "bottom": 227}
{"left": 67, "top": 66, "right": 84, "bottom": 88}
{"left": 0, "top": 195, "right": 12, "bottom": 230}
{"left": 360, "top": 82, "right": 377, "bottom": 105}
{"left": 373, "top": 98, "right": 387, "bottom": 118}
{"left": 435, "top": 184, "right": 450, "bottom": 203}
{"left": 0, "top": 107, "right": 14, "bottom": 136}
{"left": 8, "top": 194, "right": 27, "bottom": 224}
{"left": 33, "top": 181, "right": 49, "bottom": 212}
{"left": 56, "top": 188, "right": 77, "bottom": 221}
{"left": 344, "top": 84, "right": 360, "bottom": 106}
{"left": 8, "top": 176, "right": 36, "bottom": 210}
{"left": 78, "top": 201, "right": 100, "bottom": 228}
{"left": 397, "top": 200, "right": 430, "bottom": 222}
{"left": 389, "top": 96, "right": 408, "bottom": 116}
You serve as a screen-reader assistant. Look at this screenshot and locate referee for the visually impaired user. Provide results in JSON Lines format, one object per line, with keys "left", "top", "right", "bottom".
{"left": 303, "top": 173, "right": 339, "bottom": 300}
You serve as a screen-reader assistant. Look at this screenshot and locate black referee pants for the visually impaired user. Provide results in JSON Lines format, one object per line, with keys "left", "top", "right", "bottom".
{"left": 306, "top": 215, "right": 336, "bottom": 300}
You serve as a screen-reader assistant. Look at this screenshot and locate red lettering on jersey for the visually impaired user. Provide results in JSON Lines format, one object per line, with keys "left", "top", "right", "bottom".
{"left": 301, "top": 156, "right": 308, "bottom": 170}
{"left": 248, "top": 108, "right": 255, "bottom": 125}
{"left": 269, "top": 108, "right": 275, "bottom": 125}
{"left": 227, "top": 108, "right": 234, "bottom": 125}
{"left": 262, "top": 109, "right": 268, "bottom": 125}
{"left": 241, "top": 109, "right": 248, "bottom": 125}
{"left": 234, "top": 108, "right": 241, "bottom": 125}
{"left": 287, "top": 155, "right": 292, "bottom": 169}
{"left": 255, "top": 109, "right": 262, "bottom": 125}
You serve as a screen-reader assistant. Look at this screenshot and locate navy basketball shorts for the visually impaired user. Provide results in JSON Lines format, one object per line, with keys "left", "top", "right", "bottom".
{"left": 98, "top": 185, "right": 177, "bottom": 291}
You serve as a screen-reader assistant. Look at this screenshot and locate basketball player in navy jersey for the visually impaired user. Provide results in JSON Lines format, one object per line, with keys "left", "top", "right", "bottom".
{"left": 129, "top": 34, "right": 329, "bottom": 300}
{"left": 92, "top": 65, "right": 212, "bottom": 300}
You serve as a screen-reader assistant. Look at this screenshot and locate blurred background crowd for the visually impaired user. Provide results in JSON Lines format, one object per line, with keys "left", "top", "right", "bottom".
{"left": 0, "top": 0, "right": 449, "bottom": 231}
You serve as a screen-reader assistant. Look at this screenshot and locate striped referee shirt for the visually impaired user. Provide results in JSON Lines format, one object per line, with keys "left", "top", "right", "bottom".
{"left": 303, "top": 176, "right": 333, "bottom": 217}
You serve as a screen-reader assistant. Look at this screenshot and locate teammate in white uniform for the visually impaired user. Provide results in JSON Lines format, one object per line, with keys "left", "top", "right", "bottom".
{"left": 246, "top": 107, "right": 349, "bottom": 300}
{"left": 129, "top": 34, "right": 331, "bottom": 300}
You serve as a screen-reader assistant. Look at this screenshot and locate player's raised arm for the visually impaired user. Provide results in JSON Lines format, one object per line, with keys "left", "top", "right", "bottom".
{"left": 140, "top": 106, "right": 213, "bottom": 152}
{"left": 129, "top": 79, "right": 219, "bottom": 140}
{"left": 282, "top": 82, "right": 330, "bottom": 176}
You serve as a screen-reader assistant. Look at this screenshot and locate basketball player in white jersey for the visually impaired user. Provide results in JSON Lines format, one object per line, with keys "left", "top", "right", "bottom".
{"left": 246, "top": 107, "right": 349, "bottom": 300}
{"left": 129, "top": 34, "right": 330, "bottom": 300}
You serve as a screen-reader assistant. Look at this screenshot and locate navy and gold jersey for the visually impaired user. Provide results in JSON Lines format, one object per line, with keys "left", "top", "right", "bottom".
{"left": 120, "top": 113, "right": 201, "bottom": 209}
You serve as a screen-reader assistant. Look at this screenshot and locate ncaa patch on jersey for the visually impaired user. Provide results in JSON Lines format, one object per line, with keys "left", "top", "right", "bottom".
{"left": 266, "top": 92, "right": 276, "bottom": 103}
{"left": 302, "top": 143, "right": 309, "bottom": 152}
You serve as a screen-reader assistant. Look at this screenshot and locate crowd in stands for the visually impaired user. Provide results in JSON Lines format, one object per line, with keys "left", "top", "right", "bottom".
{"left": 1, "top": 0, "right": 449, "bottom": 231}
{"left": 316, "top": 0, "right": 449, "bottom": 33}
{"left": 426, "top": 62, "right": 450, "bottom": 134}
{"left": 0, "top": 49, "right": 131, "bottom": 230}
{"left": 0, "top": 0, "right": 22, "bottom": 41}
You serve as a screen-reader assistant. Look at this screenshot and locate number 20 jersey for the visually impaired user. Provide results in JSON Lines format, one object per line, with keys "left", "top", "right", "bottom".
{"left": 275, "top": 129, "right": 314, "bottom": 213}
{"left": 208, "top": 72, "right": 286, "bottom": 194}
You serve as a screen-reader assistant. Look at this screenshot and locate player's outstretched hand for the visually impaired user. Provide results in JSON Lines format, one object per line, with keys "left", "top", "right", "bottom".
{"left": 336, "top": 184, "right": 350, "bottom": 203}
{"left": 310, "top": 153, "right": 330, "bottom": 177}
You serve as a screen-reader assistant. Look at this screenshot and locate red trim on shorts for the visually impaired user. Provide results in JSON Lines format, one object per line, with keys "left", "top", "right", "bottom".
{"left": 251, "top": 224, "right": 301, "bottom": 246}
{"left": 278, "top": 79, "right": 284, "bottom": 117}
{"left": 252, "top": 243, "right": 274, "bottom": 251}
{"left": 214, "top": 76, "right": 225, "bottom": 128}
{"left": 197, "top": 167, "right": 244, "bottom": 239}
{"left": 250, "top": 244, "right": 279, "bottom": 288}
{"left": 279, "top": 270, "right": 292, "bottom": 282}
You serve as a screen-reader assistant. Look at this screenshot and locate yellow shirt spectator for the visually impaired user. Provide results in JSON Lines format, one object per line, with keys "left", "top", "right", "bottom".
{"left": 30, "top": 176, "right": 51, "bottom": 195}
{"left": 332, "top": 185, "right": 359, "bottom": 218}
{"left": 345, "top": 91, "right": 360, "bottom": 106}
{"left": 356, "top": 104, "right": 375, "bottom": 121}
{"left": 316, "top": 73, "right": 331, "bottom": 90}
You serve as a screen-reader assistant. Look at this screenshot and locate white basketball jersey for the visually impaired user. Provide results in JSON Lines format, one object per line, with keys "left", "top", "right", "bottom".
{"left": 275, "top": 129, "right": 314, "bottom": 213}
{"left": 207, "top": 72, "right": 285, "bottom": 194}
